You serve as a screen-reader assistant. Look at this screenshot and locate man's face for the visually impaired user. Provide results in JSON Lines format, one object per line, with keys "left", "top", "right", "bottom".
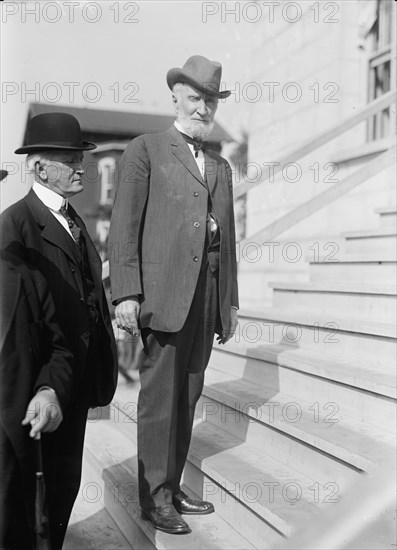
{"left": 173, "top": 84, "right": 219, "bottom": 140}
{"left": 38, "top": 151, "right": 85, "bottom": 198}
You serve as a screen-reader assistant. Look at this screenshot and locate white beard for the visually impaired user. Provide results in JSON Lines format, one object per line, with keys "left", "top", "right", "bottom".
{"left": 177, "top": 115, "right": 215, "bottom": 141}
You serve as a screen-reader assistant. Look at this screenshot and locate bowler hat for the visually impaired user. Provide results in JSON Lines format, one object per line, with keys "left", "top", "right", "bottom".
{"left": 15, "top": 112, "right": 96, "bottom": 154}
{"left": 166, "top": 55, "right": 231, "bottom": 99}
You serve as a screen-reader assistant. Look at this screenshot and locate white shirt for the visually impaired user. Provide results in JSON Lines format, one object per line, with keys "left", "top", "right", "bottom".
{"left": 32, "top": 181, "right": 76, "bottom": 241}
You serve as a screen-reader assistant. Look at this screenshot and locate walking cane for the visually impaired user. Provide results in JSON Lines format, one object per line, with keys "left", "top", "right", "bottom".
{"left": 34, "top": 433, "right": 50, "bottom": 550}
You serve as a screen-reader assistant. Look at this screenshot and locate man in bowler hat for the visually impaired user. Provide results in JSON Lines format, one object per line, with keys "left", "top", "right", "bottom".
{"left": 1, "top": 112, "right": 118, "bottom": 549}
{"left": 109, "top": 55, "right": 239, "bottom": 534}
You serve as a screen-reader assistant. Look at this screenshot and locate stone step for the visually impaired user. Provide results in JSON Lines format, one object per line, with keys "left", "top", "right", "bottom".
{"left": 342, "top": 228, "right": 397, "bottom": 254}
{"left": 65, "top": 505, "right": 134, "bottom": 550}
{"left": 279, "top": 454, "right": 396, "bottom": 550}
{"left": 207, "top": 345, "right": 395, "bottom": 441}
{"left": 201, "top": 367, "right": 396, "bottom": 472}
{"left": 211, "top": 338, "right": 396, "bottom": 400}
{"left": 186, "top": 420, "right": 326, "bottom": 538}
{"left": 109, "top": 387, "right": 346, "bottom": 547}
{"left": 344, "top": 238, "right": 396, "bottom": 255}
{"left": 64, "top": 421, "right": 135, "bottom": 550}
{"left": 195, "top": 393, "right": 358, "bottom": 491}
{"left": 104, "top": 456, "right": 256, "bottom": 550}
{"left": 101, "top": 379, "right": 396, "bottom": 549}
{"left": 308, "top": 254, "right": 396, "bottom": 284}
{"left": 181, "top": 460, "right": 283, "bottom": 549}
{"left": 84, "top": 418, "right": 154, "bottom": 549}
{"left": 109, "top": 387, "right": 282, "bottom": 549}
{"left": 236, "top": 308, "right": 396, "bottom": 369}
{"left": 85, "top": 417, "right": 257, "bottom": 550}
{"left": 111, "top": 385, "right": 367, "bottom": 487}
{"left": 342, "top": 228, "right": 397, "bottom": 239}
{"left": 269, "top": 281, "right": 397, "bottom": 324}
{"left": 104, "top": 402, "right": 331, "bottom": 544}
{"left": 375, "top": 206, "right": 397, "bottom": 228}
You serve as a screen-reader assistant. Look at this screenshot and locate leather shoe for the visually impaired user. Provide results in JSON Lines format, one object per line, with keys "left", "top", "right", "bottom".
{"left": 141, "top": 504, "right": 190, "bottom": 534}
{"left": 173, "top": 491, "right": 215, "bottom": 515}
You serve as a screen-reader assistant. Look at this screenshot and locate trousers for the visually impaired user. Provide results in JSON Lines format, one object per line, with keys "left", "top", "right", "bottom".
{"left": 138, "top": 258, "right": 220, "bottom": 510}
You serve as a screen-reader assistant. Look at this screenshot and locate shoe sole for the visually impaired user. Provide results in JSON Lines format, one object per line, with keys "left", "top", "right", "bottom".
{"left": 174, "top": 506, "right": 215, "bottom": 515}
{"left": 140, "top": 511, "right": 191, "bottom": 534}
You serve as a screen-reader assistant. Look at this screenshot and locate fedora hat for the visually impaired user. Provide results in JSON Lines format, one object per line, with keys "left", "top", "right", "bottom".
{"left": 15, "top": 112, "right": 96, "bottom": 154}
{"left": 166, "top": 55, "right": 231, "bottom": 99}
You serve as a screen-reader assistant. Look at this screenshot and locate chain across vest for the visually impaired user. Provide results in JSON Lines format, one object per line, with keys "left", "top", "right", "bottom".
{"left": 203, "top": 165, "right": 220, "bottom": 273}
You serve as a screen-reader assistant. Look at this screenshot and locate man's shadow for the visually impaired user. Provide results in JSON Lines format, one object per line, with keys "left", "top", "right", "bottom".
{"left": 186, "top": 332, "right": 301, "bottom": 500}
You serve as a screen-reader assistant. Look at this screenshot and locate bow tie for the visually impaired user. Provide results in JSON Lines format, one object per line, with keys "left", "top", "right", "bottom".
{"left": 179, "top": 132, "right": 206, "bottom": 156}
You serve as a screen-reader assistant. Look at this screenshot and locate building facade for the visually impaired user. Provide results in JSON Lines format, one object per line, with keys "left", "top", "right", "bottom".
{"left": 239, "top": 0, "right": 396, "bottom": 306}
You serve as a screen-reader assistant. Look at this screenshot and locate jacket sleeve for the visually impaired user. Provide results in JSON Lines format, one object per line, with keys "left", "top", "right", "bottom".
{"left": 226, "top": 161, "right": 239, "bottom": 309}
{"left": 108, "top": 136, "right": 150, "bottom": 304}
{"left": 32, "top": 272, "right": 74, "bottom": 414}
{"left": 0, "top": 206, "right": 29, "bottom": 262}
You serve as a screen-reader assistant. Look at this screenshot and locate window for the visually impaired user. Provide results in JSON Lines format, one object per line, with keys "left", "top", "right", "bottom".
{"left": 366, "top": 0, "right": 395, "bottom": 141}
{"left": 99, "top": 156, "right": 116, "bottom": 205}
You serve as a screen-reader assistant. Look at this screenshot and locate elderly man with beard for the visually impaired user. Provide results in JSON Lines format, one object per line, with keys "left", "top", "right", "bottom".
{"left": 109, "top": 55, "right": 239, "bottom": 534}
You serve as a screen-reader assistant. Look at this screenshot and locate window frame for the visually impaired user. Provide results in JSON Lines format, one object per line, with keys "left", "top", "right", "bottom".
{"left": 98, "top": 156, "right": 116, "bottom": 206}
{"left": 366, "top": 0, "right": 396, "bottom": 142}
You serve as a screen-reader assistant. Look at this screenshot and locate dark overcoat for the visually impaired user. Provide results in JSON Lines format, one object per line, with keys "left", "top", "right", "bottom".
{"left": 0, "top": 252, "right": 73, "bottom": 549}
{"left": 1, "top": 189, "right": 118, "bottom": 407}
{"left": 1, "top": 191, "right": 118, "bottom": 548}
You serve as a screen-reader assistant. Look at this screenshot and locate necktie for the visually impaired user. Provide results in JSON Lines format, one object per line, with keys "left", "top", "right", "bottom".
{"left": 179, "top": 132, "right": 206, "bottom": 158}
{"left": 59, "top": 205, "right": 81, "bottom": 246}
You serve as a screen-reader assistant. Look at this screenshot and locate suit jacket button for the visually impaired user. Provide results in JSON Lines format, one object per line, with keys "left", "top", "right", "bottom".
{"left": 193, "top": 192, "right": 199, "bottom": 197}
{"left": 83, "top": 331, "right": 89, "bottom": 339}
{"left": 193, "top": 221, "right": 200, "bottom": 228}
{"left": 71, "top": 266, "right": 75, "bottom": 273}
{"left": 193, "top": 256, "right": 199, "bottom": 262}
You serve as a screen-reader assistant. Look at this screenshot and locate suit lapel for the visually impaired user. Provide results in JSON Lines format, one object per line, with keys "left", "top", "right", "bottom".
{"left": 24, "top": 190, "right": 80, "bottom": 267}
{"left": 204, "top": 153, "right": 218, "bottom": 197}
{"left": 167, "top": 126, "right": 208, "bottom": 190}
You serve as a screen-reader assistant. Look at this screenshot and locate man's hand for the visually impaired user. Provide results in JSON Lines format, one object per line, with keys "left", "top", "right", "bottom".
{"left": 22, "top": 389, "right": 63, "bottom": 439}
{"left": 217, "top": 307, "right": 238, "bottom": 345}
{"left": 115, "top": 298, "right": 141, "bottom": 337}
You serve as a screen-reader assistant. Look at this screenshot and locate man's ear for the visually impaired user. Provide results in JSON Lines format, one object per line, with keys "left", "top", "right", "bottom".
{"left": 171, "top": 93, "right": 177, "bottom": 105}
{"left": 36, "top": 161, "right": 47, "bottom": 181}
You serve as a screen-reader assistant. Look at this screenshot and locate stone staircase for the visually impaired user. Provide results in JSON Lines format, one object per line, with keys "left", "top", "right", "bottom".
{"left": 82, "top": 204, "right": 396, "bottom": 549}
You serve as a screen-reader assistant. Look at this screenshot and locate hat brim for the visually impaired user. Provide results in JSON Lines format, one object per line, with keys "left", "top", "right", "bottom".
{"left": 167, "top": 68, "right": 231, "bottom": 99}
{"left": 14, "top": 141, "right": 97, "bottom": 155}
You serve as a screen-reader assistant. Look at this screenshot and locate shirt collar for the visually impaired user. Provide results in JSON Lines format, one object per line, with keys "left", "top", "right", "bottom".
{"left": 174, "top": 121, "right": 193, "bottom": 139}
{"left": 32, "top": 181, "right": 67, "bottom": 211}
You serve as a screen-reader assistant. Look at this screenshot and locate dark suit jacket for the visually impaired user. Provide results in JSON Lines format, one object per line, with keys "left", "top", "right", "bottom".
{"left": 109, "top": 125, "right": 239, "bottom": 333}
{"left": 1, "top": 190, "right": 118, "bottom": 408}
{"left": 0, "top": 251, "right": 73, "bottom": 467}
